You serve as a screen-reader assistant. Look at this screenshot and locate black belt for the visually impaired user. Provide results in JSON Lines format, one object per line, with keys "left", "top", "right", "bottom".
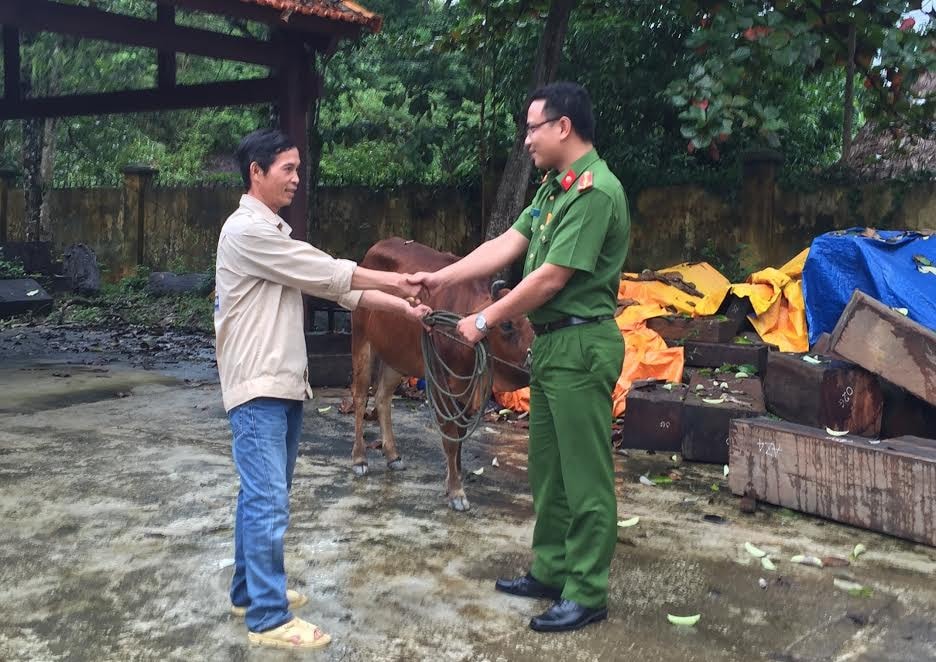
{"left": 531, "top": 315, "right": 613, "bottom": 336}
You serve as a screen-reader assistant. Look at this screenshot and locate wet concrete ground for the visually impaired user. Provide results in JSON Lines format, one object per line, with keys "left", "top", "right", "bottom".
{"left": 1, "top": 324, "right": 935, "bottom": 662}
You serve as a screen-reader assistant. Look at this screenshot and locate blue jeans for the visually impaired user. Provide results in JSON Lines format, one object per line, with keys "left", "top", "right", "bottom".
{"left": 228, "top": 397, "right": 303, "bottom": 633}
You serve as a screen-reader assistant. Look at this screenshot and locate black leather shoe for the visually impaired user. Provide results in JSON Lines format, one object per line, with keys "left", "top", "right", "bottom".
{"left": 494, "top": 573, "right": 562, "bottom": 600}
{"left": 529, "top": 599, "right": 608, "bottom": 632}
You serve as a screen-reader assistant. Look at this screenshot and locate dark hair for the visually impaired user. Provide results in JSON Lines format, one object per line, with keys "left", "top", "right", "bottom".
{"left": 235, "top": 128, "right": 297, "bottom": 189}
{"left": 529, "top": 81, "right": 595, "bottom": 143}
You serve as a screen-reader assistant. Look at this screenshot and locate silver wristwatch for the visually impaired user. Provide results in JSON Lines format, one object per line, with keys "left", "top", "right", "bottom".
{"left": 475, "top": 312, "right": 489, "bottom": 334}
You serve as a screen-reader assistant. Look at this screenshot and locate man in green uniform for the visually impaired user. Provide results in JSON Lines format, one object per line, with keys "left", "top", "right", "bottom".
{"left": 408, "top": 81, "right": 630, "bottom": 632}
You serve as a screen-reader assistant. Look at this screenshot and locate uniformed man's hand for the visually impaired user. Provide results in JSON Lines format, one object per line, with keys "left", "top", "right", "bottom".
{"left": 397, "top": 273, "right": 428, "bottom": 304}
{"left": 456, "top": 314, "right": 486, "bottom": 346}
{"left": 406, "top": 271, "right": 442, "bottom": 297}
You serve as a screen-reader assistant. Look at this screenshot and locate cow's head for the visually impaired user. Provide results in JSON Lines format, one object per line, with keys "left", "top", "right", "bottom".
{"left": 485, "top": 280, "right": 534, "bottom": 392}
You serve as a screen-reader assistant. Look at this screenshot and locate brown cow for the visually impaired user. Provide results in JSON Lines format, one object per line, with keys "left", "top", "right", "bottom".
{"left": 350, "top": 238, "right": 533, "bottom": 511}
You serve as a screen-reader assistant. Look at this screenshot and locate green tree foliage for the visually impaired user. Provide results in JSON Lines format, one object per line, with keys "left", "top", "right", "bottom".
{"left": 0, "top": 0, "right": 930, "bottom": 192}
{"left": 666, "top": 1, "right": 935, "bottom": 158}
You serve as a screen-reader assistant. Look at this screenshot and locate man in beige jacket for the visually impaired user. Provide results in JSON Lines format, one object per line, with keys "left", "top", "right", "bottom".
{"left": 215, "top": 128, "right": 429, "bottom": 650}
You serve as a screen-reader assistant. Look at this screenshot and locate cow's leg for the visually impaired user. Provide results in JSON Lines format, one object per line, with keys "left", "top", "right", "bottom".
{"left": 441, "top": 419, "right": 470, "bottom": 512}
{"left": 351, "top": 334, "right": 373, "bottom": 477}
{"left": 374, "top": 363, "right": 405, "bottom": 471}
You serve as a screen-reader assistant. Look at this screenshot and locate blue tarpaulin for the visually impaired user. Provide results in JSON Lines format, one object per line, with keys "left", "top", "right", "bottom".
{"left": 802, "top": 228, "right": 936, "bottom": 346}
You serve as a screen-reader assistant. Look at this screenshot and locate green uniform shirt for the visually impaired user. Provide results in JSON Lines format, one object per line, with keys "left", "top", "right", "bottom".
{"left": 511, "top": 149, "right": 630, "bottom": 326}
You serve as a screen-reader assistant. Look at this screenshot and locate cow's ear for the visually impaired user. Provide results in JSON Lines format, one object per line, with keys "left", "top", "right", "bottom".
{"left": 491, "top": 279, "right": 509, "bottom": 301}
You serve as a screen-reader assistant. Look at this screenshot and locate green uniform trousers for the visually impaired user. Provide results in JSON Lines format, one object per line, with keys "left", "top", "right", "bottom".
{"left": 528, "top": 319, "right": 624, "bottom": 609}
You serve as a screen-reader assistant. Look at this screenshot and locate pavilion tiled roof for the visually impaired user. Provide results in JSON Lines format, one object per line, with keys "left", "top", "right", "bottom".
{"left": 240, "top": 0, "right": 382, "bottom": 33}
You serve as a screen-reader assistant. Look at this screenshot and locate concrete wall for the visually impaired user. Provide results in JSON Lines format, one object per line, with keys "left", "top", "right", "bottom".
{"left": 1, "top": 162, "right": 933, "bottom": 281}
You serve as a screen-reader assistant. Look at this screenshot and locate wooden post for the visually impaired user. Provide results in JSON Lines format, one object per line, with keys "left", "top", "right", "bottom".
{"left": 156, "top": 4, "right": 176, "bottom": 90}
{"left": 276, "top": 36, "right": 311, "bottom": 242}
{"left": 0, "top": 168, "right": 17, "bottom": 244}
{"left": 122, "top": 164, "right": 158, "bottom": 269}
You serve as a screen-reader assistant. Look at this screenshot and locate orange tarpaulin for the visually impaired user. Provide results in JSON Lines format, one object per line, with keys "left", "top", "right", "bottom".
{"left": 611, "top": 322, "right": 684, "bottom": 419}
{"left": 729, "top": 248, "right": 809, "bottom": 353}
{"left": 618, "top": 262, "right": 731, "bottom": 317}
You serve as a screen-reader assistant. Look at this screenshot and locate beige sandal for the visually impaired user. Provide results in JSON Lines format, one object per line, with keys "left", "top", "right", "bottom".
{"left": 248, "top": 617, "right": 332, "bottom": 650}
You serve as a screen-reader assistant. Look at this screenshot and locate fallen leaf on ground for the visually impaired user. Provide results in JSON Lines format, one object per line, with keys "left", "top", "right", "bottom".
{"left": 761, "top": 557, "right": 777, "bottom": 571}
{"left": 702, "top": 397, "right": 726, "bottom": 405}
{"left": 617, "top": 516, "right": 640, "bottom": 528}
{"left": 803, "top": 355, "right": 822, "bottom": 364}
{"left": 852, "top": 544, "right": 867, "bottom": 559}
{"left": 745, "top": 542, "right": 767, "bottom": 558}
{"left": 317, "top": 406, "right": 332, "bottom": 414}
{"left": 791, "top": 554, "right": 824, "bottom": 567}
{"left": 723, "top": 465, "right": 730, "bottom": 477}
{"left": 472, "top": 468, "right": 484, "bottom": 476}
{"left": 826, "top": 427, "right": 849, "bottom": 437}
{"left": 492, "top": 457, "right": 499, "bottom": 467}
{"left": 834, "top": 578, "right": 872, "bottom": 598}
{"left": 639, "top": 475, "right": 655, "bottom": 487}
{"left": 667, "top": 614, "right": 701, "bottom": 626}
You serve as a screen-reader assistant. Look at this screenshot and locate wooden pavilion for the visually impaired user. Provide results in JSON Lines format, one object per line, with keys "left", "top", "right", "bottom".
{"left": 0, "top": 0, "right": 382, "bottom": 238}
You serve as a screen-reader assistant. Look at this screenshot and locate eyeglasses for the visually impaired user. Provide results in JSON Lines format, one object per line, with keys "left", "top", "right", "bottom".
{"left": 525, "top": 117, "right": 560, "bottom": 136}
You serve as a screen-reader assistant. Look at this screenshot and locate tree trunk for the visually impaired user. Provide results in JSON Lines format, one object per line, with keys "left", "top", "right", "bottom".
{"left": 841, "top": 23, "right": 857, "bottom": 162}
{"left": 482, "top": 0, "right": 576, "bottom": 244}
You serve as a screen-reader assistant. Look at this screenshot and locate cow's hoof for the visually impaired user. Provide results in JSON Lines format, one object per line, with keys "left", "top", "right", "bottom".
{"left": 449, "top": 496, "right": 471, "bottom": 512}
{"left": 387, "top": 457, "right": 405, "bottom": 471}
{"left": 352, "top": 463, "right": 369, "bottom": 477}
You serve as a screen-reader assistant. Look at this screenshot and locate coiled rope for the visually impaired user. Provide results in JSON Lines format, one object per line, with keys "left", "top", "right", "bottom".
{"left": 420, "top": 311, "right": 494, "bottom": 443}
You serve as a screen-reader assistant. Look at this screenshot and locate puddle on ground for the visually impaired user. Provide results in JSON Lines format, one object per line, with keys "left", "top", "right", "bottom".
{"left": 0, "top": 363, "right": 180, "bottom": 414}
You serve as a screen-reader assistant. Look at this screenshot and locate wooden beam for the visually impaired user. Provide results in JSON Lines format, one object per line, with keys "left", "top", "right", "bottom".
{"left": 647, "top": 315, "right": 742, "bottom": 344}
{"left": 160, "top": 0, "right": 363, "bottom": 43}
{"left": 763, "top": 351, "right": 883, "bottom": 437}
{"left": 0, "top": 78, "right": 278, "bottom": 119}
{"left": 679, "top": 340, "right": 769, "bottom": 376}
{"left": 157, "top": 5, "right": 177, "bottom": 90}
{"left": 682, "top": 372, "right": 765, "bottom": 463}
{"left": 3, "top": 27, "right": 20, "bottom": 103}
{"left": 829, "top": 290, "right": 936, "bottom": 407}
{"left": 617, "top": 382, "right": 687, "bottom": 452}
{"left": 729, "top": 418, "right": 936, "bottom": 547}
{"left": 0, "top": 0, "right": 284, "bottom": 68}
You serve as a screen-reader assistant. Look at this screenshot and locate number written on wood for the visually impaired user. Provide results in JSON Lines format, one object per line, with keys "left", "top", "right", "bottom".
{"left": 757, "top": 440, "right": 782, "bottom": 458}
{"left": 838, "top": 386, "right": 855, "bottom": 410}
{"left": 659, "top": 420, "right": 671, "bottom": 429}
